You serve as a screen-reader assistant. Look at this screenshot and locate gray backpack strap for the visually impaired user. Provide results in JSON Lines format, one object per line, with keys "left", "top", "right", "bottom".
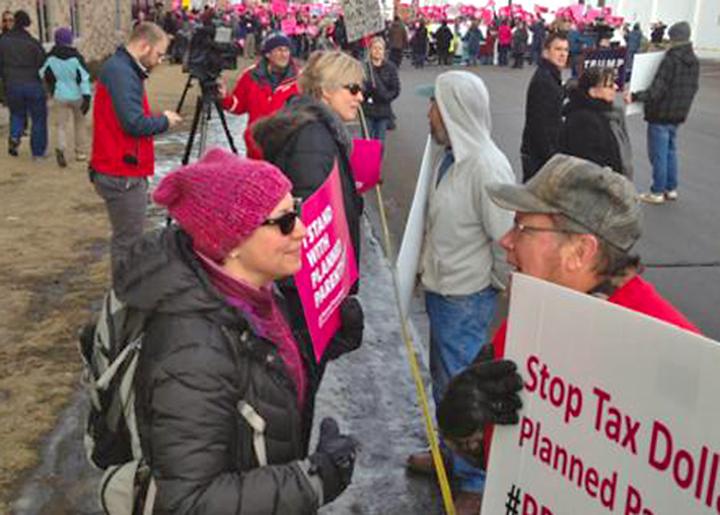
{"left": 237, "top": 400, "right": 268, "bottom": 467}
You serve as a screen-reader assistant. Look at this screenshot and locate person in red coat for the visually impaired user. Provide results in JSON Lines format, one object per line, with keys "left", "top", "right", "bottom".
{"left": 436, "top": 154, "right": 700, "bottom": 480}
{"left": 219, "top": 32, "right": 299, "bottom": 159}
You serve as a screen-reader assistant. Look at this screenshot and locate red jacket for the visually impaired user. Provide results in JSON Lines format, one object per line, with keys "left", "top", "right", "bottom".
{"left": 90, "top": 47, "right": 168, "bottom": 177}
{"left": 222, "top": 59, "right": 299, "bottom": 159}
{"left": 498, "top": 25, "right": 513, "bottom": 46}
{"left": 484, "top": 275, "right": 700, "bottom": 465}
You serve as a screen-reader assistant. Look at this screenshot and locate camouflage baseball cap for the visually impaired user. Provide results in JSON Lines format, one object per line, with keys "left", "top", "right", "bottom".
{"left": 486, "top": 154, "right": 642, "bottom": 251}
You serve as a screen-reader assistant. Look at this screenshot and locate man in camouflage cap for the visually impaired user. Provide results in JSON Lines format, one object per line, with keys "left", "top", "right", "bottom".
{"left": 435, "top": 154, "right": 700, "bottom": 478}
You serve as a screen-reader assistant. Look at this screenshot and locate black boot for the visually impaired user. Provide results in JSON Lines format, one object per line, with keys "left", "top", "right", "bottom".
{"left": 55, "top": 148, "right": 67, "bottom": 168}
{"left": 8, "top": 137, "right": 19, "bottom": 157}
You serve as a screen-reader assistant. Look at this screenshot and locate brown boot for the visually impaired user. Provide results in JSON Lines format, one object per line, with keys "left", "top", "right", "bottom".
{"left": 406, "top": 449, "right": 451, "bottom": 476}
{"left": 455, "top": 491, "right": 483, "bottom": 515}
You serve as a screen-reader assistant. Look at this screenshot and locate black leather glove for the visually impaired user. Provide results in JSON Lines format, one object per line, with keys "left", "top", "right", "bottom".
{"left": 323, "top": 297, "right": 364, "bottom": 361}
{"left": 81, "top": 95, "right": 91, "bottom": 115}
{"left": 438, "top": 349, "right": 523, "bottom": 466}
{"left": 309, "top": 417, "right": 358, "bottom": 504}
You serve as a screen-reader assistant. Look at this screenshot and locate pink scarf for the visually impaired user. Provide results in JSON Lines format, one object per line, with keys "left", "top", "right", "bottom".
{"left": 197, "top": 252, "right": 307, "bottom": 409}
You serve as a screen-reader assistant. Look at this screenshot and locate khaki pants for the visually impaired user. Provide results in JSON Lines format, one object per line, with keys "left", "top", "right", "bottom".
{"left": 245, "top": 33, "right": 256, "bottom": 60}
{"left": 52, "top": 99, "right": 87, "bottom": 157}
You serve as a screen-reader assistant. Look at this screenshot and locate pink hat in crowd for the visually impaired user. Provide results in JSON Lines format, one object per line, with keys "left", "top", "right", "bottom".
{"left": 153, "top": 147, "right": 292, "bottom": 261}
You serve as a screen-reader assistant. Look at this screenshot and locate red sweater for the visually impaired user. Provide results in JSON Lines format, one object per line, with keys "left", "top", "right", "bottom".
{"left": 222, "top": 60, "right": 299, "bottom": 159}
{"left": 485, "top": 275, "right": 700, "bottom": 465}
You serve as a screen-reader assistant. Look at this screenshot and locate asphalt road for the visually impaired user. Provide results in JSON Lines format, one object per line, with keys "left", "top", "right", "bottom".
{"left": 372, "top": 59, "right": 720, "bottom": 340}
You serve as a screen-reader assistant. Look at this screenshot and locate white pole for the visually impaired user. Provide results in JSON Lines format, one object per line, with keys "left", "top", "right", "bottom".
{"left": 649, "top": 0, "right": 658, "bottom": 24}
{"left": 691, "top": 0, "right": 703, "bottom": 46}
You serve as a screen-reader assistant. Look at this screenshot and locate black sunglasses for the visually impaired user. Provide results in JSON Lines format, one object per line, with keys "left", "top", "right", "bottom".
{"left": 342, "top": 83, "right": 363, "bottom": 95}
{"left": 261, "top": 199, "right": 302, "bottom": 235}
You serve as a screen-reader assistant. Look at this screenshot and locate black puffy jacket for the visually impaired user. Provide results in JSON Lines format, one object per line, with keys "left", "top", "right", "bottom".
{"left": 632, "top": 43, "right": 699, "bottom": 125}
{"left": 561, "top": 89, "right": 632, "bottom": 178}
{"left": 362, "top": 60, "right": 400, "bottom": 121}
{"left": 252, "top": 95, "right": 363, "bottom": 268}
{"left": 123, "top": 227, "right": 324, "bottom": 514}
{"left": 520, "top": 58, "right": 565, "bottom": 180}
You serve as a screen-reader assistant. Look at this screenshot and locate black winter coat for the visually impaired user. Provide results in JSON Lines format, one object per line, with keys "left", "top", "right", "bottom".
{"left": 362, "top": 60, "right": 400, "bottom": 121}
{"left": 561, "top": 90, "right": 632, "bottom": 178}
{"left": 434, "top": 25, "right": 454, "bottom": 51}
{"left": 411, "top": 26, "right": 429, "bottom": 54}
{"left": 633, "top": 43, "right": 699, "bottom": 125}
{"left": 0, "top": 28, "right": 45, "bottom": 85}
{"left": 125, "top": 227, "right": 323, "bottom": 514}
{"left": 252, "top": 95, "right": 363, "bottom": 267}
{"left": 521, "top": 58, "right": 565, "bottom": 180}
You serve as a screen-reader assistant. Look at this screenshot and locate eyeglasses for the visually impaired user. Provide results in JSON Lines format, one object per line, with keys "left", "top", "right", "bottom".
{"left": 342, "top": 83, "right": 363, "bottom": 96}
{"left": 511, "top": 220, "right": 583, "bottom": 237}
{"left": 261, "top": 199, "right": 302, "bottom": 235}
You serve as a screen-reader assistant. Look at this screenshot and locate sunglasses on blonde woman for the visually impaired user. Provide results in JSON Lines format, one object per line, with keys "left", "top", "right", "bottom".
{"left": 342, "top": 83, "right": 363, "bottom": 96}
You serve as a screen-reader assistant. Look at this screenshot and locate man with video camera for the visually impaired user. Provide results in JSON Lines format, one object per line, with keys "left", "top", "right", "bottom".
{"left": 218, "top": 32, "right": 299, "bottom": 159}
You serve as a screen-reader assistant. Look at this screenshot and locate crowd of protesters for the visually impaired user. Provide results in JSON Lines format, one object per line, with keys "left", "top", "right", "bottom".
{"left": 0, "top": 3, "right": 705, "bottom": 514}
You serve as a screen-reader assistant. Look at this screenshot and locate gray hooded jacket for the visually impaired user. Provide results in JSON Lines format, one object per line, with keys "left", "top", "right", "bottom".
{"left": 420, "top": 71, "right": 515, "bottom": 295}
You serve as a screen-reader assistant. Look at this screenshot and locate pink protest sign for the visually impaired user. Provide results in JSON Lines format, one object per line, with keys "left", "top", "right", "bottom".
{"left": 350, "top": 138, "right": 383, "bottom": 194}
{"left": 271, "top": 0, "right": 288, "bottom": 16}
{"left": 294, "top": 164, "right": 358, "bottom": 361}
{"left": 281, "top": 18, "right": 297, "bottom": 35}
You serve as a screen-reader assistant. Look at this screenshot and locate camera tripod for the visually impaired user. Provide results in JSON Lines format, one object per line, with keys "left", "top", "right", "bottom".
{"left": 181, "top": 85, "right": 238, "bottom": 165}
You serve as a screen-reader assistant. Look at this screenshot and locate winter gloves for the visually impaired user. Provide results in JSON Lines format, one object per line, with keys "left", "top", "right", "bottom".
{"left": 309, "top": 417, "right": 358, "bottom": 504}
{"left": 81, "top": 95, "right": 91, "bottom": 115}
{"left": 324, "top": 296, "right": 364, "bottom": 361}
{"left": 437, "top": 344, "right": 524, "bottom": 466}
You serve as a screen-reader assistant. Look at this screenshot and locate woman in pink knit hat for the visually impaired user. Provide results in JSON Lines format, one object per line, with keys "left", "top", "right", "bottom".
{"left": 107, "top": 148, "right": 361, "bottom": 513}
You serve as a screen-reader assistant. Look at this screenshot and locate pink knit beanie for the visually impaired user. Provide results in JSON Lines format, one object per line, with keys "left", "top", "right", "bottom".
{"left": 153, "top": 148, "right": 292, "bottom": 261}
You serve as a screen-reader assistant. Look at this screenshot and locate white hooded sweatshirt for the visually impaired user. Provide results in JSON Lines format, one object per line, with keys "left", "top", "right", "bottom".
{"left": 420, "top": 71, "right": 515, "bottom": 295}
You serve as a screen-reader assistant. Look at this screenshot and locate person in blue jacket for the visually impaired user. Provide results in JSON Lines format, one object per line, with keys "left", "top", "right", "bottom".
{"left": 39, "top": 27, "right": 91, "bottom": 167}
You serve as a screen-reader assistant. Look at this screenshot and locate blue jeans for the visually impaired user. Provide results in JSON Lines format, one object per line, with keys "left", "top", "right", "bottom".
{"left": 647, "top": 123, "right": 679, "bottom": 193}
{"left": 425, "top": 287, "right": 498, "bottom": 493}
{"left": 368, "top": 117, "right": 389, "bottom": 143}
{"left": 498, "top": 45, "right": 510, "bottom": 66}
{"left": 6, "top": 82, "right": 48, "bottom": 157}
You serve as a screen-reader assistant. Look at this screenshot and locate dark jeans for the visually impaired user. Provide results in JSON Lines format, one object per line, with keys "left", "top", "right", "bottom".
{"left": 91, "top": 171, "right": 149, "bottom": 285}
{"left": 530, "top": 46, "right": 542, "bottom": 65}
{"left": 6, "top": 82, "right": 48, "bottom": 157}
{"left": 512, "top": 52, "right": 525, "bottom": 68}
{"left": 498, "top": 44, "right": 510, "bottom": 66}
{"left": 389, "top": 47, "right": 403, "bottom": 67}
{"left": 368, "top": 117, "right": 389, "bottom": 143}
{"left": 437, "top": 48, "right": 451, "bottom": 65}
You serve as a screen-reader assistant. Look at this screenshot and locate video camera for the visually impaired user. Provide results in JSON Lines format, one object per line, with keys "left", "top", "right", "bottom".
{"left": 186, "top": 24, "right": 238, "bottom": 96}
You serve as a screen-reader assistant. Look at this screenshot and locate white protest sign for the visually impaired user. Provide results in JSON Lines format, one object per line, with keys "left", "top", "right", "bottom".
{"left": 483, "top": 273, "right": 720, "bottom": 515}
{"left": 341, "top": 0, "right": 385, "bottom": 42}
{"left": 396, "top": 137, "right": 434, "bottom": 319}
{"left": 626, "top": 51, "right": 666, "bottom": 116}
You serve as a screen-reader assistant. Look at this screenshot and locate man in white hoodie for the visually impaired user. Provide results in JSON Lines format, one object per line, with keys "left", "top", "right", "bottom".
{"left": 407, "top": 70, "right": 515, "bottom": 513}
